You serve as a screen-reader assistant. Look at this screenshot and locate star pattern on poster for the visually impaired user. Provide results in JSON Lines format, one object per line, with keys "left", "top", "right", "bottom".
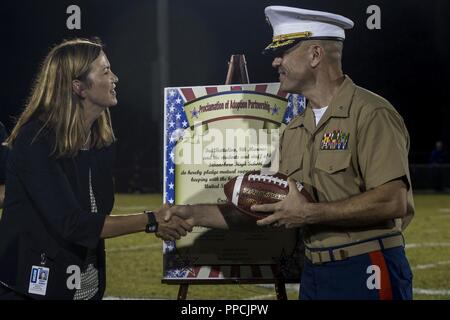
{"left": 165, "top": 88, "right": 190, "bottom": 205}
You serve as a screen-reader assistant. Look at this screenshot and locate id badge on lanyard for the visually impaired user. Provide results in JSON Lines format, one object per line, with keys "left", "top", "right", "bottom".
{"left": 28, "top": 253, "right": 50, "bottom": 296}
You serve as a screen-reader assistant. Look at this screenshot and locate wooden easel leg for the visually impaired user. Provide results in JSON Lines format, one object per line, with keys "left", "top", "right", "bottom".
{"left": 177, "top": 284, "right": 189, "bottom": 300}
{"left": 274, "top": 280, "right": 287, "bottom": 300}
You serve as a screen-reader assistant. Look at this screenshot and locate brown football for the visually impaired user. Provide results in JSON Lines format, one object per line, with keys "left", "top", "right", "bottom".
{"left": 223, "top": 170, "right": 315, "bottom": 219}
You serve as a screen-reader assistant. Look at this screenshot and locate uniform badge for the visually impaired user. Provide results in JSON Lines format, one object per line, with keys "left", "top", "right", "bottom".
{"left": 320, "top": 130, "right": 350, "bottom": 150}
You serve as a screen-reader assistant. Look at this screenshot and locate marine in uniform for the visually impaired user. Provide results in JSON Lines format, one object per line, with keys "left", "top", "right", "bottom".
{"left": 253, "top": 6, "right": 414, "bottom": 300}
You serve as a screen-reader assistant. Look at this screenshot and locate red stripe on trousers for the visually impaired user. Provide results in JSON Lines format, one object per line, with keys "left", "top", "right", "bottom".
{"left": 368, "top": 251, "right": 393, "bottom": 300}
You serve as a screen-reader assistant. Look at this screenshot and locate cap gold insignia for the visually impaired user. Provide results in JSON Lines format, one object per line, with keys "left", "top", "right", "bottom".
{"left": 265, "top": 31, "right": 313, "bottom": 51}
{"left": 265, "top": 39, "right": 295, "bottom": 50}
{"left": 272, "top": 31, "right": 313, "bottom": 42}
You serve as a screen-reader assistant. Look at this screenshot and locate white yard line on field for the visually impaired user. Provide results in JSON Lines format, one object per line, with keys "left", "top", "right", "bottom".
{"left": 406, "top": 242, "right": 450, "bottom": 249}
{"left": 256, "top": 283, "right": 299, "bottom": 291}
{"left": 414, "top": 288, "right": 450, "bottom": 296}
{"left": 411, "top": 260, "right": 450, "bottom": 270}
{"left": 245, "top": 294, "right": 276, "bottom": 300}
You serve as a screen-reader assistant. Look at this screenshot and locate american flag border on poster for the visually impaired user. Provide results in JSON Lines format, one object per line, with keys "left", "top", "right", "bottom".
{"left": 163, "top": 83, "right": 305, "bottom": 280}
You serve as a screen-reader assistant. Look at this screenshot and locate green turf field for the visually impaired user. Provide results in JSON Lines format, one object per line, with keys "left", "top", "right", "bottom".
{"left": 104, "top": 194, "right": 450, "bottom": 300}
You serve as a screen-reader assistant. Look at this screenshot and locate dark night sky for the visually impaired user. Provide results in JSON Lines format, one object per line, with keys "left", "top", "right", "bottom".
{"left": 1, "top": 0, "right": 449, "bottom": 190}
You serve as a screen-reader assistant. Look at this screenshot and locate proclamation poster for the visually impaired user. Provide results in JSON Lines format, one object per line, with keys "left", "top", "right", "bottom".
{"left": 163, "top": 83, "right": 305, "bottom": 281}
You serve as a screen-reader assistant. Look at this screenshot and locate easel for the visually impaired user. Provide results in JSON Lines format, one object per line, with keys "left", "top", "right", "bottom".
{"left": 164, "top": 55, "right": 292, "bottom": 300}
{"left": 225, "top": 54, "right": 250, "bottom": 85}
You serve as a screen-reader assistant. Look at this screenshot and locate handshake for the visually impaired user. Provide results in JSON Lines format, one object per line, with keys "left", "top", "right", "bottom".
{"left": 152, "top": 203, "right": 242, "bottom": 241}
{"left": 153, "top": 204, "right": 198, "bottom": 241}
{"left": 153, "top": 203, "right": 257, "bottom": 241}
{"left": 152, "top": 175, "right": 313, "bottom": 241}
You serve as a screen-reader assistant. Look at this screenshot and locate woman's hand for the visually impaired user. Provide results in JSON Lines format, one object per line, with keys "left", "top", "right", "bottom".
{"left": 154, "top": 204, "right": 194, "bottom": 241}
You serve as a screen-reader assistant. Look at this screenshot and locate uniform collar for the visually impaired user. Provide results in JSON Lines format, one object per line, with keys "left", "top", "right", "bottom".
{"left": 289, "top": 75, "right": 356, "bottom": 133}
{"left": 327, "top": 75, "right": 355, "bottom": 118}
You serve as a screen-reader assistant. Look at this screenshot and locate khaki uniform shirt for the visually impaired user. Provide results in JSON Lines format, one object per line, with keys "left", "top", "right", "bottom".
{"left": 279, "top": 76, "right": 414, "bottom": 249}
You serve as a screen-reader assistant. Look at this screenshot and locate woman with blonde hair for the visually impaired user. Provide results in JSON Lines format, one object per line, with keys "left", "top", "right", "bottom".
{"left": 0, "top": 38, "right": 192, "bottom": 300}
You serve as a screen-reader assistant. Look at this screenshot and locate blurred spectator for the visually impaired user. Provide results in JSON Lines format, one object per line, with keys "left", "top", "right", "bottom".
{"left": 430, "top": 141, "right": 444, "bottom": 164}
{"left": 430, "top": 141, "right": 445, "bottom": 191}
{"left": 0, "top": 121, "right": 7, "bottom": 208}
{"left": 128, "top": 152, "right": 144, "bottom": 193}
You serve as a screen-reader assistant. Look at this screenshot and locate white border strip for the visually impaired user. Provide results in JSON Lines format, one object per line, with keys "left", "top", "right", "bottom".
{"left": 232, "top": 175, "right": 244, "bottom": 206}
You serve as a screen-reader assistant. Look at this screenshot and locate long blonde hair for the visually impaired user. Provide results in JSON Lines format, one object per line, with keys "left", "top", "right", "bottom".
{"left": 6, "top": 38, "right": 116, "bottom": 157}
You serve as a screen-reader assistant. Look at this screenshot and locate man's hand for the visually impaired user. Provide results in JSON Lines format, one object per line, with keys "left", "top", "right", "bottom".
{"left": 252, "top": 178, "right": 311, "bottom": 228}
{"left": 154, "top": 204, "right": 194, "bottom": 241}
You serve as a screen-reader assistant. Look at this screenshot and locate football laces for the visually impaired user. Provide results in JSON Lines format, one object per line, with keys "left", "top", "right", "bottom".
{"left": 248, "top": 174, "right": 288, "bottom": 188}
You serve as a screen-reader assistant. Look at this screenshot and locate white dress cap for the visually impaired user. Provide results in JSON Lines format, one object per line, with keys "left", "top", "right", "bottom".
{"left": 263, "top": 6, "right": 354, "bottom": 54}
